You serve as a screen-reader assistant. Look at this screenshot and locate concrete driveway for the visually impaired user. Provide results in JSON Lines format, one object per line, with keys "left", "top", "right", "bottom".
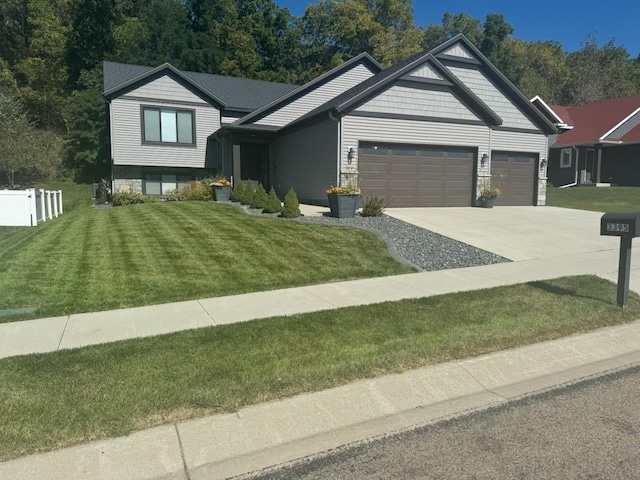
{"left": 386, "top": 206, "right": 618, "bottom": 262}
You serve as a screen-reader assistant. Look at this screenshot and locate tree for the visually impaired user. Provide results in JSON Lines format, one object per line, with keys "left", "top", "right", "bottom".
{"left": 480, "top": 14, "right": 513, "bottom": 61}
{"left": 0, "top": 92, "right": 40, "bottom": 187}
{"left": 565, "top": 31, "right": 634, "bottom": 104}
{"left": 62, "top": 69, "right": 109, "bottom": 181}
{"left": 66, "top": 0, "right": 120, "bottom": 89}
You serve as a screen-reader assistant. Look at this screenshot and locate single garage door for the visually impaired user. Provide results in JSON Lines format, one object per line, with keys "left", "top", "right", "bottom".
{"left": 491, "top": 151, "right": 537, "bottom": 206}
{"left": 359, "top": 143, "right": 475, "bottom": 207}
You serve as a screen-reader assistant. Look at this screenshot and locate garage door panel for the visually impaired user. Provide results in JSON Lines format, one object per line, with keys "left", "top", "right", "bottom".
{"left": 491, "top": 151, "right": 536, "bottom": 206}
{"left": 360, "top": 143, "right": 474, "bottom": 207}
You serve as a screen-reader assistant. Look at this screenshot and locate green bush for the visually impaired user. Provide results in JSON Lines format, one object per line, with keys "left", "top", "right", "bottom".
{"left": 361, "top": 195, "right": 386, "bottom": 217}
{"left": 112, "top": 190, "right": 142, "bottom": 206}
{"left": 251, "top": 184, "right": 268, "bottom": 209}
{"left": 179, "top": 180, "right": 211, "bottom": 201}
{"left": 280, "top": 188, "right": 301, "bottom": 218}
{"left": 163, "top": 189, "right": 184, "bottom": 202}
{"left": 263, "top": 187, "right": 282, "bottom": 214}
{"left": 242, "top": 182, "right": 255, "bottom": 206}
{"left": 230, "top": 181, "right": 245, "bottom": 203}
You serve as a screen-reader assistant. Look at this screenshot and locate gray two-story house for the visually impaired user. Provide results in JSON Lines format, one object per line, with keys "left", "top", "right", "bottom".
{"left": 104, "top": 35, "right": 557, "bottom": 207}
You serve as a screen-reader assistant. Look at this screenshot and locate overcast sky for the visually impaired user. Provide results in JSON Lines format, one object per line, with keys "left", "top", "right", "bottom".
{"left": 277, "top": 0, "right": 640, "bottom": 57}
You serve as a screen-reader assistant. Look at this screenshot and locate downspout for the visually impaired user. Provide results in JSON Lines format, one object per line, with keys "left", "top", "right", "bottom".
{"left": 559, "top": 146, "right": 579, "bottom": 188}
{"left": 329, "top": 110, "right": 341, "bottom": 187}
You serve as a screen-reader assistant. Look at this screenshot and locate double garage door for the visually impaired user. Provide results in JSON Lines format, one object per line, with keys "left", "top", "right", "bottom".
{"left": 359, "top": 143, "right": 475, "bottom": 207}
{"left": 359, "top": 143, "right": 537, "bottom": 207}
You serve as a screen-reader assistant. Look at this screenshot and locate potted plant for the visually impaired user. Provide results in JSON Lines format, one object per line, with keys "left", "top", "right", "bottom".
{"left": 211, "top": 177, "right": 232, "bottom": 202}
{"left": 477, "top": 177, "right": 500, "bottom": 208}
{"left": 326, "top": 182, "right": 361, "bottom": 218}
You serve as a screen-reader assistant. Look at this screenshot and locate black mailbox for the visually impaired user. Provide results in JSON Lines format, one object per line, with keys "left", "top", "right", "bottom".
{"left": 600, "top": 212, "right": 640, "bottom": 307}
{"left": 600, "top": 212, "right": 640, "bottom": 237}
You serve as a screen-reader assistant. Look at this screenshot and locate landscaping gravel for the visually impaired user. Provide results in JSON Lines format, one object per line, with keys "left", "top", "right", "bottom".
{"left": 236, "top": 203, "right": 509, "bottom": 271}
{"left": 294, "top": 214, "right": 509, "bottom": 271}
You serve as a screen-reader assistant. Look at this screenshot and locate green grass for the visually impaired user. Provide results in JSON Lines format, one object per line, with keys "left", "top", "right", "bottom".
{"left": 0, "top": 201, "right": 413, "bottom": 321}
{"left": 547, "top": 186, "right": 640, "bottom": 212}
{"left": 0, "top": 275, "right": 638, "bottom": 461}
{"left": 34, "top": 180, "right": 94, "bottom": 212}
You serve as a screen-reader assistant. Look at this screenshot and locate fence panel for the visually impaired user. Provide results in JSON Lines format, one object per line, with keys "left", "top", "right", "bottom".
{"left": 0, "top": 189, "right": 63, "bottom": 227}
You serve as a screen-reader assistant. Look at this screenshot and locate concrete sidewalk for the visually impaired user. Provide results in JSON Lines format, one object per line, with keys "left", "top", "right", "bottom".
{"left": 2, "top": 245, "right": 639, "bottom": 360}
{"left": 2, "top": 319, "right": 640, "bottom": 480}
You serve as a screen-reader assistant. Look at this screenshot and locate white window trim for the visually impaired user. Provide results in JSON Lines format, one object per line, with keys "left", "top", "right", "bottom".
{"left": 560, "top": 148, "right": 572, "bottom": 168}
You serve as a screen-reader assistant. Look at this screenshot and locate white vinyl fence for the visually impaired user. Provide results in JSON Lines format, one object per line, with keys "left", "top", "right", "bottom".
{"left": 0, "top": 189, "right": 63, "bottom": 227}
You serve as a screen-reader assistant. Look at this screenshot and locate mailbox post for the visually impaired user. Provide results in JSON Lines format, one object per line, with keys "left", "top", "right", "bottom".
{"left": 600, "top": 212, "right": 640, "bottom": 307}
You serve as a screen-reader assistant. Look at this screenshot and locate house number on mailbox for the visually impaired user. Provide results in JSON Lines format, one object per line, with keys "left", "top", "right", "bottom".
{"left": 607, "top": 223, "right": 630, "bottom": 233}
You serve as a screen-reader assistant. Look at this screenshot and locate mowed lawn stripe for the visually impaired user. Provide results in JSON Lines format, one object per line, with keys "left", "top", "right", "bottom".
{"left": 0, "top": 276, "right": 638, "bottom": 461}
{"left": 0, "top": 202, "right": 413, "bottom": 321}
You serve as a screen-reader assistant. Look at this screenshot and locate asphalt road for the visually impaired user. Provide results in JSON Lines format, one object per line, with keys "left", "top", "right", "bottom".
{"left": 247, "top": 364, "right": 640, "bottom": 480}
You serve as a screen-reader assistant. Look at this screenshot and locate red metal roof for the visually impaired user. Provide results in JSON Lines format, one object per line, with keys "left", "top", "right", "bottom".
{"left": 550, "top": 93, "right": 640, "bottom": 147}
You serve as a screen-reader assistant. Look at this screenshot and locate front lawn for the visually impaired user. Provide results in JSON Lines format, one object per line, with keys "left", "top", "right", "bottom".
{"left": 547, "top": 185, "right": 640, "bottom": 212}
{"left": 0, "top": 275, "right": 638, "bottom": 461}
{"left": 0, "top": 201, "right": 413, "bottom": 322}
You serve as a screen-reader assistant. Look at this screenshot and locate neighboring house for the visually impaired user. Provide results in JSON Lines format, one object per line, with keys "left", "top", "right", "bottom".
{"left": 104, "top": 34, "right": 557, "bottom": 207}
{"left": 532, "top": 93, "right": 640, "bottom": 187}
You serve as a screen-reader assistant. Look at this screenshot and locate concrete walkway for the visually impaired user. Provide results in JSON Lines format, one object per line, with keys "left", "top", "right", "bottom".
{"left": 2, "top": 319, "right": 640, "bottom": 480}
{"left": 2, "top": 206, "right": 639, "bottom": 360}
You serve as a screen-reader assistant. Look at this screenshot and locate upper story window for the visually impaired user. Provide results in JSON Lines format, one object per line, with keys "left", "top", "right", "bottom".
{"left": 560, "top": 148, "right": 572, "bottom": 168}
{"left": 142, "top": 107, "right": 195, "bottom": 146}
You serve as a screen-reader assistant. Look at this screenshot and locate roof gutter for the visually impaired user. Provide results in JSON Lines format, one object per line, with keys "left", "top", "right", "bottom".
{"left": 328, "top": 110, "right": 341, "bottom": 187}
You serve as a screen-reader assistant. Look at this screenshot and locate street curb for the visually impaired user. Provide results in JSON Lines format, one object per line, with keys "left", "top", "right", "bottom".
{"left": 2, "top": 321, "right": 640, "bottom": 480}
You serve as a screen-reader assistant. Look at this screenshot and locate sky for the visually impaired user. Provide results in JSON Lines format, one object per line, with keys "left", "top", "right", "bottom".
{"left": 276, "top": 0, "right": 640, "bottom": 57}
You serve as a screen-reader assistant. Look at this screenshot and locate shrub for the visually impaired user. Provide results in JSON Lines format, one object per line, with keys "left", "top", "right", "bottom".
{"left": 112, "top": 190, "right": 144, "bottom": 206}
{"left": 361, "top": 195, "right": 386, "bottom": 217}
{"left": 179, "top": 180, "right": 211, "bottom": 201}
{"left": 263, "top": 187, "right": 282, "bottom": 214}
{"left": 251, "top": 184, "right": 268, "bottom": 209}
{"left": 280, "top": 188, "right": 300, "bottom": 218}
{"left": 163, "top": 189, "right": 184, "bottom": 202}
{"left": 230, "top": 181, "right": 245, "bottom": 203}
{"left": 242, "top": 182, "right": 255, "bottom": 206}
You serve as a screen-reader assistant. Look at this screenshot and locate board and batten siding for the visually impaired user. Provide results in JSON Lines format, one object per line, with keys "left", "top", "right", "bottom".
{"left": 341, "top": 115, "right": 490, "bottom": 170}
{"left": 110, "top": 74, "right": 220, "bottom": 168}
{"left": 271, "top": 118, "right": 338, "bottom": 204}
{"left": 442, "top": 43, "right": 474, "bottom": 59}
{"left": 354, "top": 85, "right": 480, "bottom": 121}
{"left": 255, "top": 64, "right": 375, "bottom": 128}
{"left": 446, "top": 65, "right": 537, "bottom": 130}
{"left": 409, "top": 65, "right": 442, "bottom": 80}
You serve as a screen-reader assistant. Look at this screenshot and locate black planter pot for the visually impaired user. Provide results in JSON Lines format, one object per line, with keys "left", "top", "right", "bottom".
{"left": 328, "top": 194, "right": 358, "bottom": 218}
{"left": 213, "top": 185, "right": 231, "bottom": 202}
{"left": 477, "top": 196, "right": 496, "bottom": 208}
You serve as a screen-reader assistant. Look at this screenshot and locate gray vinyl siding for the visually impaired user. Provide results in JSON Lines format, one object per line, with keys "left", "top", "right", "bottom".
{"left": 110, "top": 75, "right": 220, "bottom": 168}
{"left": 255, "top": 64, "right": 375, "bottom": 128}
{"left": 442, "top": 43, "right": 473, "bottom": 59}
{"left": 341, "top": 115, "right": 489, "bottom": 171}
{"left": 606, "top": 110, "right": 640, "bottom": 139}
{"left": 446, "top": 65, "right": 537, "bottom": 130}
{"left": 355, "top": 85, "right": 480, "bottom": 121}
{"left": 128, "top": 75, "right": 207, "bottom": 104}
{"left": 271, "top": 118, "right": 338, "bottom": 204}
{"left": 408, "top": 65, "right": 442, "bottom": 80}
{"left": 491, "top": 130, "right": 548, "bottom": 156}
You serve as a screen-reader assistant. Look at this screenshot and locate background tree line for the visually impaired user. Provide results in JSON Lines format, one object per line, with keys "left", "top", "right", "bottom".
{"left": 1, "top": 0, "right": 639, "bottom": 186}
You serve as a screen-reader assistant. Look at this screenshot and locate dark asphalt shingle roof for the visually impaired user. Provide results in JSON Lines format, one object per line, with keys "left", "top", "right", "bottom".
{"left": 103, "top": 61, "right": 298, "bottom": 111}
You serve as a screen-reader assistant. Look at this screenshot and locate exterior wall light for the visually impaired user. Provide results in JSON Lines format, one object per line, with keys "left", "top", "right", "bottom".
{"left": 481, "top": 153, "right": 489, "bottom": 167}
{"left": 347, "top": 147, "right": 355, "bottom": 164}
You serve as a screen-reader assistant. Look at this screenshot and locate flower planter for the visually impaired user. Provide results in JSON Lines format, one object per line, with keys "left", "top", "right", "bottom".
{"left": 213, "top": 185, "right": 231, "bottom": 202}
{"left": 477, "top": 196, "right": 496, "bottom": 208}
{"left": 328, "top": 193, "right": 358, "bottom": 218}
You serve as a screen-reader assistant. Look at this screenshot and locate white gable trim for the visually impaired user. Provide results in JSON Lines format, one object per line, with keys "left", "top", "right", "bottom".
{"left": 600, "top": 106, "right": 640, "bottom": 141}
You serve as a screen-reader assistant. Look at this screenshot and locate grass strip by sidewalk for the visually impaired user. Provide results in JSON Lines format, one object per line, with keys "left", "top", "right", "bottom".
{"left": 546, "top": 186, "right": 640, "bottom": 212}
{"left": 0, "top": 201, "right": 413, "bottom": 322}
{"left": 1, "top": 275, "right": 639, "bottom": 462}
